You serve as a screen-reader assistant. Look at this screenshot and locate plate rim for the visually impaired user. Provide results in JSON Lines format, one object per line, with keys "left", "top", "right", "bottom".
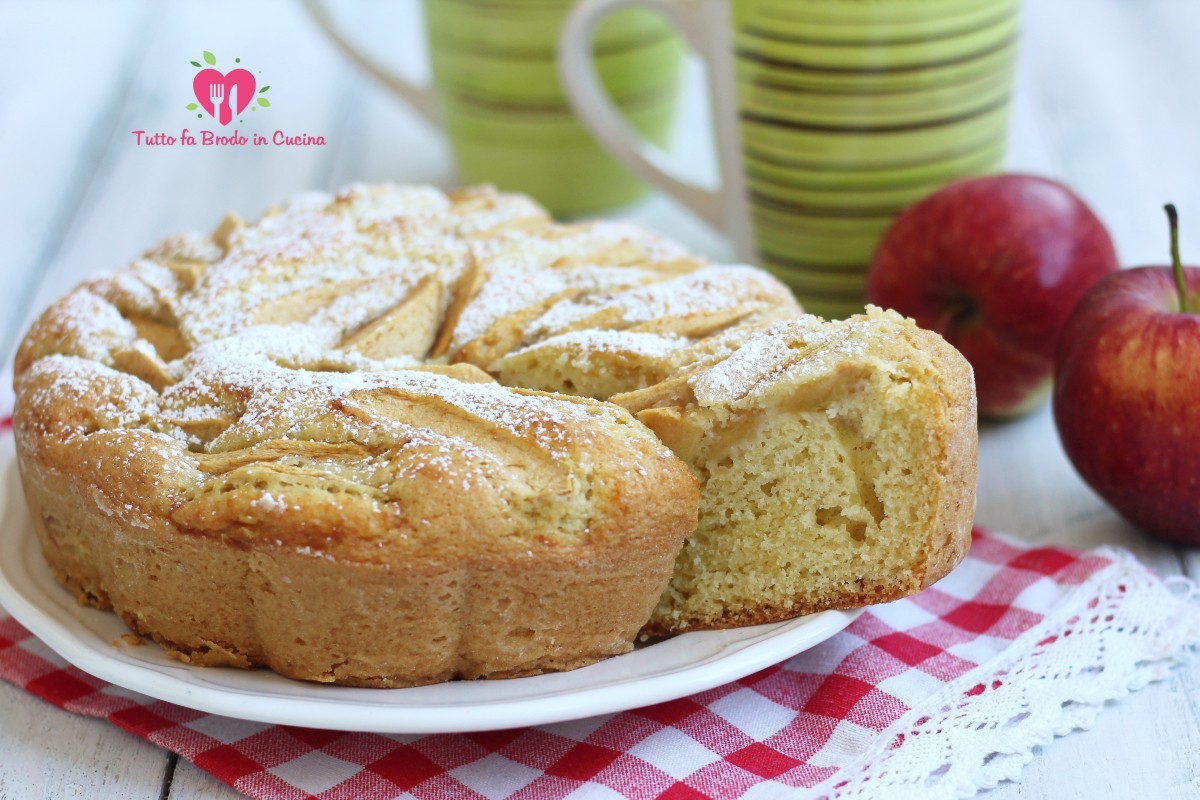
{"left": 0, "top": 437, "right": 861, "bottom": 733}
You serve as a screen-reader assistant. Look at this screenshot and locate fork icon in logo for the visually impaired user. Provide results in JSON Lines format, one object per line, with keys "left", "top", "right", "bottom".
{"left": 194, "top": 68, "right": 255, "bottom": 126}
{"left": 209, "top": 84, "right": 225, "bottom": 124}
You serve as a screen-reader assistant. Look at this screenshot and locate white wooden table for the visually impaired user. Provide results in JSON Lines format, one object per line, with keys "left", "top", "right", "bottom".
{"left": 1, "top": 1, "right": 1198, "bottom": 797}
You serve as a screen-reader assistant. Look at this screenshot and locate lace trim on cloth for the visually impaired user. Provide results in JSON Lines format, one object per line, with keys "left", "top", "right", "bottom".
{"left": 805, "top": 546, "right": 1200, "bottom": 800}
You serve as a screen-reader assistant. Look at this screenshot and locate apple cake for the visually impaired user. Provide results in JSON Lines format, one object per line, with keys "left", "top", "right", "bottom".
{"left": 12, "top": 183, "right": 976, "bottom": 687}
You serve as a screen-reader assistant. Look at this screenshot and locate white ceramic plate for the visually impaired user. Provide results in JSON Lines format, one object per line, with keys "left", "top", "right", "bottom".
{"left": 0, "top": 438, "right": 860, "bottom": 733}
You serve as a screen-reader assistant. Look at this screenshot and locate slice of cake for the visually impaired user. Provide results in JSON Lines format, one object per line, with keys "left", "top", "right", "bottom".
{"left": 612, "top": 307, "right": 977, "bottom": 634}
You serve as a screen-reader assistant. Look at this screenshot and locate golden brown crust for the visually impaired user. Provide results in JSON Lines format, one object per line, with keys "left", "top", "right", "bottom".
{"left": 12, "top": 184, "right": 718, "bottom": 687}
{"left": 12, "top": 183, "right": 975, "bottom": 685}
{"left": 901, "top": 324, "right": 978, "bottom": 593}
{"left": 20, "top": 453, "right": 691, "bottom": 686}
{"left": 14, "top": 358, "right": 699, "bottom": 686}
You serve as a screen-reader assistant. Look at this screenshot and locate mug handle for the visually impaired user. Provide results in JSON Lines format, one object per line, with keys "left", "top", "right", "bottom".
{"left": 558, "top": 0, "right": 754, "bottom": 260}
{"left": 301, "top": 0, "right": 439, "bottom": 124}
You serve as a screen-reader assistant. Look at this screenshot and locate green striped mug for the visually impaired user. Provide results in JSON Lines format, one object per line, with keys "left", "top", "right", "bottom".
{"left": 303, "top": 0, "right": 684, "bottom": 216}
{"left": 560, "top": 0, "right": 1017, "bottom": 318}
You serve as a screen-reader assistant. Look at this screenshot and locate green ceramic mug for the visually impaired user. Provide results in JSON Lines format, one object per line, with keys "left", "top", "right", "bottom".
{"left": 303, "top": 0, "right": 683, "bottom": 216}
{"left": 560, "top": 0, "right": 1018, "bottom": 317}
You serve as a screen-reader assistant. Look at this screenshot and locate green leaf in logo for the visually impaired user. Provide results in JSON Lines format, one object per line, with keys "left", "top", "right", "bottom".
{"left": 190, "top": 60, "right": 202, "bottom": 68}
{"left": 257, "top": 97, "right": 271, "bottom": 107}
{"left": 203, "top": 50, "right": 216, "bottom": 65}
{"left": 259, "top": 86, "right": 270, "bottom": 93}
{"left": 185, "top": 103, "right": 198, "bottom": 110}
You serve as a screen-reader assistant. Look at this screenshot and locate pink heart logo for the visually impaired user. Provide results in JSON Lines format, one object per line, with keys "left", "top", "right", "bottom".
{"left": 193, "top": 68, "right": 255, "bottom": 126}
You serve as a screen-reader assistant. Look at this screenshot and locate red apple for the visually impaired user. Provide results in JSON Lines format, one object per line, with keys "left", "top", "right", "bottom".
{"left": 867, "top": 174, "right": 1119, "bottom": 418}
{"left": 1053, "top": 205, "right": 1200, "bottom": 544}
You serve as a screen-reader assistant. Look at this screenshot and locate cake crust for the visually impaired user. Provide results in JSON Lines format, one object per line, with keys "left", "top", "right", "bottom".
{"left": 15, "top": 356, "right": 699, "bottom": 687}
{"left": 13, "top": 183, "right": 976, "bottom": 685}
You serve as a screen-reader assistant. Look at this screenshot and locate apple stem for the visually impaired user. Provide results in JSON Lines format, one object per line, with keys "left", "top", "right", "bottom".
{"left": 1166, "top": 203, "right": 1189, "bottom": 313}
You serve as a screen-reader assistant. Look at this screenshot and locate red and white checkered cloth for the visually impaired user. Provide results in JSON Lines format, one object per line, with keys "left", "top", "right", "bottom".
{"left": 1, "top": 405, "right": 1198, "bottom": 800}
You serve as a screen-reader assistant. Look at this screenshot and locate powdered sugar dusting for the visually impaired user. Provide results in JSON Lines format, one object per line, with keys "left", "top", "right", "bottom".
{"left": 690, "top": 307, "right": 910, "bottom": 408}
{"left": 13, "top": 182, "right": 809, "bottom": 548}
{"left": 524, "top": 264, "right": 789, "bottom": 344}
{"left": 251, "top": 491, "right": 287, "bottom": 513}
{"left": 521, "top": 329, "right": 688, "bottom": 359}
{"left": 446, "top": 221, "right": 687, "bottom": 353}
{"left": 152, "top": 325, "right": 617, "bottom": 461}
